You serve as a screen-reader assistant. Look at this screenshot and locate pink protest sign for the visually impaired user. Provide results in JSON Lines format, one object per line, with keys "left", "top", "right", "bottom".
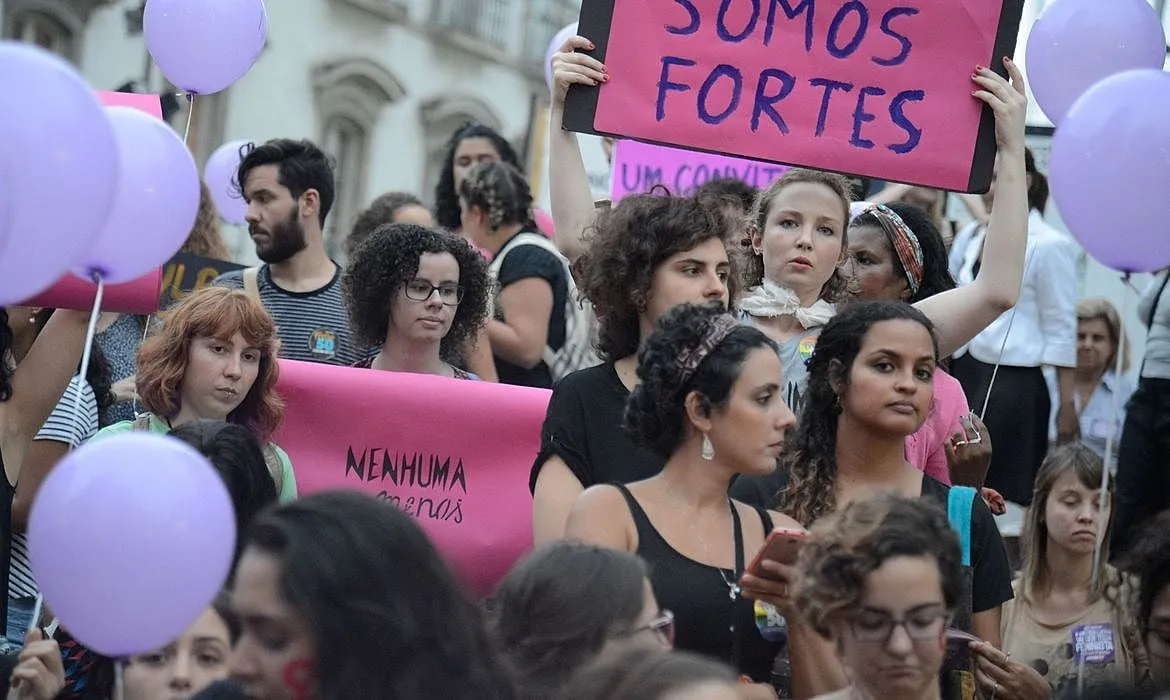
{"left": 564, "top": 0, "right": 1024, "bottom": 193}
{"left": 95, "top": 91, "right": 164, "bottom": 119}
{"left": 21, "top": 270, "right": 162, "bottom": 314}
{"left": 611, "top": 140, "right": 788, "bottom": 200}
{"left": 273, "top": 360, "right": 547, "bottom": 596}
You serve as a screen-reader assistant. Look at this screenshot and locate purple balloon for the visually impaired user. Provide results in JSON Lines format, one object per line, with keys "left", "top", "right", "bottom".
{"left": 203, "top": 140, "right": 251, "bottom": 225}
{"left": 144, "top": 0, "right": 268, "bottom": 95}
{"left": 545, "top": 22, "right": 579, "bottom": 89}
{"left": 0, "top": 43, "right": 119, "bottom": 305}
{"left": 77, "top": 107, "right": 201, "bottom": 284}
{"left": 29, "top": 433, "right": 236, "bottom": 657}
{"left": 1026, "top": 0, "right": 1165, "bottom": 125}
{"left": 1050, "top": 69, "right": 1170, "bottom": 273}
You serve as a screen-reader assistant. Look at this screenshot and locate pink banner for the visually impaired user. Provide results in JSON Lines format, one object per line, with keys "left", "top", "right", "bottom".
{"left": 21, "top": 270, "right": 163, "bottom": 315}
{"left": 584, "top": 0, "right": 1021, "bottom": 192}
{"left": 610, "top": 140, "right": 788, "bottom": 201}
{"left": 273, "top": 360, "right": 547, "bottom": 596}
{"left": 95, "top": 91, "right": 163, "bottom": 119}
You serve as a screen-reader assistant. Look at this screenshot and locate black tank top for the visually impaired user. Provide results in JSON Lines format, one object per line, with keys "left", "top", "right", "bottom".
{"left": 614, "top": 485, "right": 781, "bottom": 682}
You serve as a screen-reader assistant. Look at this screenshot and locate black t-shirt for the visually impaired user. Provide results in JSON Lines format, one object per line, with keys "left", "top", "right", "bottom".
{"left": 737, "top": 468, "right": 1013, "bottom": 615}
{"left": 529, "top": 363, "right": 663, "bottom": 493}
{"left": 494, "top": 233, "right": 568, "bottom": 389}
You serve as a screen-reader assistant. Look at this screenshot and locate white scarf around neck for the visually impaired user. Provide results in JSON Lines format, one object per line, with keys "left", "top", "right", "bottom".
{"left": 739, "top": 279, "right": 836, "bottom": 329}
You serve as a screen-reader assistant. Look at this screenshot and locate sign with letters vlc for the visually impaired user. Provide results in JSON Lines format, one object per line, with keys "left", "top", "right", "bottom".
{"left": 564, "top": 0, "right": 1025, "bottom": 193}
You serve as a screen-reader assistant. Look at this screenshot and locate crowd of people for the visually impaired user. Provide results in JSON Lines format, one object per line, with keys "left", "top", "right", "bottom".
{"left": 0, "top": 30, "right": 1167, "bottom": 700}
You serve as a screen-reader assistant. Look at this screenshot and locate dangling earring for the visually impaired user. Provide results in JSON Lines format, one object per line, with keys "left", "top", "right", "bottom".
{"left": 834, "top": 394, "right": 842, "bottom": 412}
{"left": 701, "top": 433, "right": 715, "bottom": 461}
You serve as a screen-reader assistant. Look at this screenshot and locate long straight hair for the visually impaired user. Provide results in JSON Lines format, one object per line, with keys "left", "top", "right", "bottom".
{"left": 1020, "top": 444, "right": 1115, "bottom": 603}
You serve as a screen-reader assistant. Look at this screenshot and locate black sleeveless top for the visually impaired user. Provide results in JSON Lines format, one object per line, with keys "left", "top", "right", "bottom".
{"left": 614, "top": 485, "right": 781, "bottom": 682}
{"left": 1, "top": 447, "right": 11, "bottom": 628}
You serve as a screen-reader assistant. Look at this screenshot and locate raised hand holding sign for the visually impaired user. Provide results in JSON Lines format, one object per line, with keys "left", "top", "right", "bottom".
{"left": 564, "top": 0, "right": 1026, "bottom": 193}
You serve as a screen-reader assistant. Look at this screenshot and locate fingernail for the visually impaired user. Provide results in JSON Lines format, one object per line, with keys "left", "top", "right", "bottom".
{"left": 601, "top": 75, "right": 609, "bottom": 83}
{"left": 975, "top": 65, "right": 986, "bottom": 72}
{"left": 587, "top": 42, "right": 596, "bottom": 49}
{"left": 1004, "top": 56, "right": 1013, "bottom": 64}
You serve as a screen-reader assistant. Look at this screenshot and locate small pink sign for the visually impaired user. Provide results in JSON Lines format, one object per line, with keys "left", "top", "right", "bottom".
{"left": 611, "top": 140, "right": 788, "bottom": 201}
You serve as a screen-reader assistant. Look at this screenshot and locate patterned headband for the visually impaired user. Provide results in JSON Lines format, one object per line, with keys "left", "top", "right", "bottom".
{"left": 861, "top": 203, "right": 925, "bottom": 296}
{"left": 673, "top": 315, "right": 740, "bottom": 389}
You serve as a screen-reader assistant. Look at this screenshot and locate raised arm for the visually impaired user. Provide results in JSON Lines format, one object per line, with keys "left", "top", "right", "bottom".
{"left": 548, "top": 35, "right": 608, "bottom": 263}
{"left": 4, "top": 310, "right": 89, "bottom": 448}
{"left": 916, "top": 58, "right": 1030, "bottom": 359}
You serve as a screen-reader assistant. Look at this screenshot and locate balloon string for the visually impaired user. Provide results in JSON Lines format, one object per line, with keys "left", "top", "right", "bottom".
{"left": 181, "top": 93, "right": 196, "bottom": 145}
{"left": 1080, "top": 271, "right": 1132, "bottom": 696}
{"left": 114, "top": 658, "right": 125, "bottom": 700}
{"left": 69, "top": 274, "right": 105, "bottom": 453}
{"left": 977, "top": 245, "right": 1038, "bottom": 421}
{"left": 132, "top": 315, "right": 152, "bottom": 418}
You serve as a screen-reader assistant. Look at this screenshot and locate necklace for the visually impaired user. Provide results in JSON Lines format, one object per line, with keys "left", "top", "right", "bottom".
{"left": 665, "top": 483, "right": 741, "bottom": 601}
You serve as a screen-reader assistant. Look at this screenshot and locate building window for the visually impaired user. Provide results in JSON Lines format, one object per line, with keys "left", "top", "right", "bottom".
{"left": 430, "top": 0, "right": 510, "bottom": 46}
{"left": 8, "top": 10, "right": 74, "bottom": 59}
{"left": 4, "top": 0, "right": 111, "bottom": 63}
{"left": 312, "top": 57, "right": 406, "bottom": 258}
{"left": 521, "top": 0, "right": 581, "bottom": 67}
{"left": 321, "top": 116, "right": 370, "bottom": 259}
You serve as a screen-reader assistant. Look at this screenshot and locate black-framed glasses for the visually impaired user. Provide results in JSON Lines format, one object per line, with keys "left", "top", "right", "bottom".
{"left": 627, "top": 610, "right": 675, "bottom": 647}
{"left": 849, "top": 605, "right": 951, "bottom": 645}
{"left": 403, "top": 280, "right": 463, "bottom": 306}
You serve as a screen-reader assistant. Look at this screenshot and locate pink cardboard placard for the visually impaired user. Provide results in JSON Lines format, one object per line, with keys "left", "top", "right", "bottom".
{"left": 611, "top": 139, "right": 789, "bottom": 200}
{"left": 95, "top": 91, "right": 164, "bottom": 119}
{"left": 273, "top": 360, "right": 547, "bottom": 596}
{"left": 565, "top": 0, "right": 1024, "bottom": 193}
{"left": 21, "top": 270, "right": 163, "bottom": 315}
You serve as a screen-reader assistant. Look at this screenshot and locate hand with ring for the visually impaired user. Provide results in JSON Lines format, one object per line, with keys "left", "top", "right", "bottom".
{"left": 946, "top": 412, "right": 993, "bottom": 489}
{"left": 970, "top": 641, "right": 1050, "bottom": 700}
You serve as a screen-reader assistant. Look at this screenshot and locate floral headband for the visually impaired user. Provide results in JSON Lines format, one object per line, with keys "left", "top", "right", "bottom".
{"left": 860, "top": 203, "right": 925, "bottom": 296}
{"left": 672, "top": 315, "right": 740, "bottom": 390}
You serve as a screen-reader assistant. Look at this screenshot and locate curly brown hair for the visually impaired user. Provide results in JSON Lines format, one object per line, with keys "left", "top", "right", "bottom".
{"left": 574, "top": 193, "right": 738, "bottom": 362}
{"left": 797, "top": 494, "right": 963, "bottom": 638}
{"left": 136, "top": 286, "right": 284, "bottom": 440}
{"left": 342, "top": 223, "right": 490, "bottom": 364}
{"left": 745, "top": 169, "right": 853, "bottom": 303}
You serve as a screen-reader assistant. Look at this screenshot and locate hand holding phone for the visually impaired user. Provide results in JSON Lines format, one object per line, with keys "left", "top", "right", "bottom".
{"left": 746, "top": 527, "right": 808, "bottom": 578}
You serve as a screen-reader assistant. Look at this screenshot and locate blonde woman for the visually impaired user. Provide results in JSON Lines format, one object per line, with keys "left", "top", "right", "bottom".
{"left": 1046, "top": 299, "right": 1133, "bottom": 464}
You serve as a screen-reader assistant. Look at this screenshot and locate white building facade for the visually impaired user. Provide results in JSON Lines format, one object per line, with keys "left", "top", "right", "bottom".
{"left": 2, "top": 0, "right": 579, "bottom": 260}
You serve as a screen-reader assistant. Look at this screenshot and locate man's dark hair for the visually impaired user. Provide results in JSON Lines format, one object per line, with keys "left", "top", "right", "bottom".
{"left": 233, "top": 139, "right": 336, "bottom": 226}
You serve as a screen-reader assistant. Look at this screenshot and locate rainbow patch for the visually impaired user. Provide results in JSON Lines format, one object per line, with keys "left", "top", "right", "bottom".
{"left": 797, "top": 335, "right": 818, "bottom": 361}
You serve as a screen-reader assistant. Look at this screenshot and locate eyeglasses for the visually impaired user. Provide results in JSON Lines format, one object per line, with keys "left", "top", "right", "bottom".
{"left": 627, "top": 610, "right": 675, "bottom": 647}
{"left": 404, "top": 280, "right": 463, "bottom": 306}
{"left": 849, "top": 606, "right": 951, "bottom": 645}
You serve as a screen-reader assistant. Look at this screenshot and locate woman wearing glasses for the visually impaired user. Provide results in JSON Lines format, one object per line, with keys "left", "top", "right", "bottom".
{"left": 343, "top": 223, "right": 491, "bottom": 379}
{"left": 491, "top": 541, "right": 672, "bottom": 699}
{"left": 798, "top": 494, "right": 963, "bottom": 700}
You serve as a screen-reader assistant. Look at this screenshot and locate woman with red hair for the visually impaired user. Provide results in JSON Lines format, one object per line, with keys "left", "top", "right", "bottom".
{"left": 92, "top": 286, "right": 295, "bottom": 502}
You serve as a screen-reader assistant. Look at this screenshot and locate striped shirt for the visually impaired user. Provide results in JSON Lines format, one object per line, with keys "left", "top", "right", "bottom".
{"left": 215, "top": 264, "right": 371, "bottom": 366}
{"left": 9, "top": 377, "right": 98, "bottom": 600}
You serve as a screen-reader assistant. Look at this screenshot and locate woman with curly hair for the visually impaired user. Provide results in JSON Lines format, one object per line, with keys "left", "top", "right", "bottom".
{"left": 843, "top": 202, "right": 987, "bottom": 488}
{"left": 91, "top": 286, "right": 295, "bottom": 503}
{"left": 995, "top": 445, "right": 1142, "bottom": 696}
{"left": 1122, "top": 510, "right": 1170, "bottom": 690}
{"left": 434, "top": 122, "right": 524, "bottom": 234}
{"left": 530, "top": 192, "right": 736, "bottom": 543}
{"left": 796, "top": 494, "right": 965, "bottom": 700}
{"left": 752, "top": 301, "right": 1011, "bottom": 697}
{"left": 343, "top": 223, "right": 490, "bottom": 379}
{"left": 459, "top": 160, "right": 578, "bottom": 388}
{"left": 565, "top": 302, "right": 800, "bottom": 690}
